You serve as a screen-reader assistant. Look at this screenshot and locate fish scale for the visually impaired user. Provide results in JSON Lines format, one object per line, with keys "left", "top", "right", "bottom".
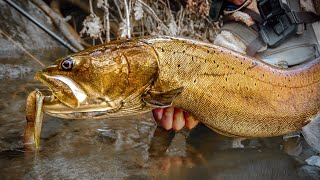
{"left": 144, "top": 37, "right": 320, "bottom": 137}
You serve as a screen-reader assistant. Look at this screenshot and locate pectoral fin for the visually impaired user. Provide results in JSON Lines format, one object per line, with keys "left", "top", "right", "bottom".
{"left": 301, "top": 115, "right": 320, "bottom": 152}
{"left": 143, "top": 87, "right": 184, "bottom": 108}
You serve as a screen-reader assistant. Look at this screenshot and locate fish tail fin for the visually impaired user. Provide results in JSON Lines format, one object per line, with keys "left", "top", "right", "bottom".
{"left": 301, "top": 115, "right": 320, "bottom": 152}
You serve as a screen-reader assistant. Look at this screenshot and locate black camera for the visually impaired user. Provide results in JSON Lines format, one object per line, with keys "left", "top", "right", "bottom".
{"left": 257, "top": 0, "right": 298, "bottom": 48}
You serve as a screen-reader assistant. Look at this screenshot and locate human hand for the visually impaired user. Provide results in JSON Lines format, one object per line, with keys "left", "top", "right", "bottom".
{"left": 152, "top": 107, "right": 199, "bottom": 131}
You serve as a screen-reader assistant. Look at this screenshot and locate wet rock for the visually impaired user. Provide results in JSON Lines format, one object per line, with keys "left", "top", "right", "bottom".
{"left": 166, "top": 132, "right": 187, "bottom": 156}
{"left": 0, "top": 64, "right": 31, "bottom": 80}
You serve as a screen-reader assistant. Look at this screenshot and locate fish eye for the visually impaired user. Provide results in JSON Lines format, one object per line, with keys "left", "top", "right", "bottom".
{"left": 61, "top": 57, "right": 75, "bottom": 70}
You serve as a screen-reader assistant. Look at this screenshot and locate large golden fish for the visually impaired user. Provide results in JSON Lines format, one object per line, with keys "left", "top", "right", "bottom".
{"left": 24, "top": 36, "right": 320, "bottom": 149}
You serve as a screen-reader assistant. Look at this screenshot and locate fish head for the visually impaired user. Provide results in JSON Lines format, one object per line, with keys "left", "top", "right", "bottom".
{"left": 35, "top": 40, "right": 159, "bottom": 118}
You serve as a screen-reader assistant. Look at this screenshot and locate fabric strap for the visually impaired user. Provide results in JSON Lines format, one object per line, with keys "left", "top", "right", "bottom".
{"left": 221, "top": 22, "right": 266, "bottom": 56}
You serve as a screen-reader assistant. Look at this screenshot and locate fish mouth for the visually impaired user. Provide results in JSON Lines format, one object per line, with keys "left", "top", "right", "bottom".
{"left": 35, "top": 72, "right": 87, "bottom": 108}
{"left": 35, "top": 72, "right": 122, "bottom": 116}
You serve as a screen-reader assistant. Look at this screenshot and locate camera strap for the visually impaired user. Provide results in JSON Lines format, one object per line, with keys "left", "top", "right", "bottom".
{"left": 220, "top": 22, "right": 267, "bottom": 56}
{"left": 287, "top": 11, "right": 320, "bottom": 24}
{"left": 224, "top": 8, "right": 320, "bottom": 56}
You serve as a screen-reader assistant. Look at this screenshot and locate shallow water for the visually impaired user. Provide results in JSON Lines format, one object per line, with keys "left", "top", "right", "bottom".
{"left": 0, "top": 53, "right": 319, "bottom": 179}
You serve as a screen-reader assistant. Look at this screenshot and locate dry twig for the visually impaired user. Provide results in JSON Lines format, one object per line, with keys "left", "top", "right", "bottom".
{"left": 138, "top": 0, "right": 170, "bottom": 33}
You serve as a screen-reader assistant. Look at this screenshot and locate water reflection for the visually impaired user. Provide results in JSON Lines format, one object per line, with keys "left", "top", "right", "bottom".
{"left": 0, "top": 53, "right": 319, "bottom": 179}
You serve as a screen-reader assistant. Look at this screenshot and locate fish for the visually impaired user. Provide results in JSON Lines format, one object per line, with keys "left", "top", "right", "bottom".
{"left": 24, "top": 36, "right": 320, "bottom": 150}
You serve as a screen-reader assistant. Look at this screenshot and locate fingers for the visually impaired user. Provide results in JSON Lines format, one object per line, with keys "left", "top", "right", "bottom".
{"left": 161, "top": 107, "right": 174, "bottom": 130}
{"left": 173, "top": 108, "right": 185, "bottom": 130}
{"left": 152, "top": 108, "right": 164, "bottom": 123}
{"left": 152, "top": 107, "right": 199, "bottom": 131}
{"left": 184, "top": 112, "right": 199, "bottom": 130}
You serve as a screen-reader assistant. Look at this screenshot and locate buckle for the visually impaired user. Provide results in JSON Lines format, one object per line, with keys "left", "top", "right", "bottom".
{"left": 287, "top": 11, "right": 299, "bottom": 24}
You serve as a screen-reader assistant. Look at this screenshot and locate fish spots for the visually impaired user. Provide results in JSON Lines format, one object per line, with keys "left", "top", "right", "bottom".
{"left": 207, "top": 50, "right": 210, "bottom": 53}
{"left": 161, "top": 48, "right": 164, "bottom": 52}
{"left": 182, "top": 50, "right": 186, "bottom": 53}
{"left": 205, "top": 59, "right": 207, "bottom": 63}
{"left": 192, "top": 57, "right": 194, "bottom": 61}
{"left": 178, "top": 64, "right": 181, "bottom": 68}
{"left": 225, "top": 77, "right": 228, "bottom": 82}
{"left": 213, "top": 60, "right": 216, "bottom": 63}
{"left": 193, "top": 79, "right": 197, "bottom": 84}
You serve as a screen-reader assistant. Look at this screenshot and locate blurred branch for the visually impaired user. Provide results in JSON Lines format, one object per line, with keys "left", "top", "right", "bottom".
{"left": 31, "top": 0, "right": 84, "bottom": 51}
{"left": 50, "top": 0, "right": 92, "bottom": 47}
{"left": 98, "top": 0, "right": 111, "bottom": 42}
{"left": 50, "top": 1, "right": 81, "bottom": 41}
{"left": 138, "top": 0, "right": 169, "bottom": 33}
{"left": 114, "top": 0, "right": 125, "bottom": 21}
{"left": 124, "top": 0, "right": 131, "bottom": 38}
